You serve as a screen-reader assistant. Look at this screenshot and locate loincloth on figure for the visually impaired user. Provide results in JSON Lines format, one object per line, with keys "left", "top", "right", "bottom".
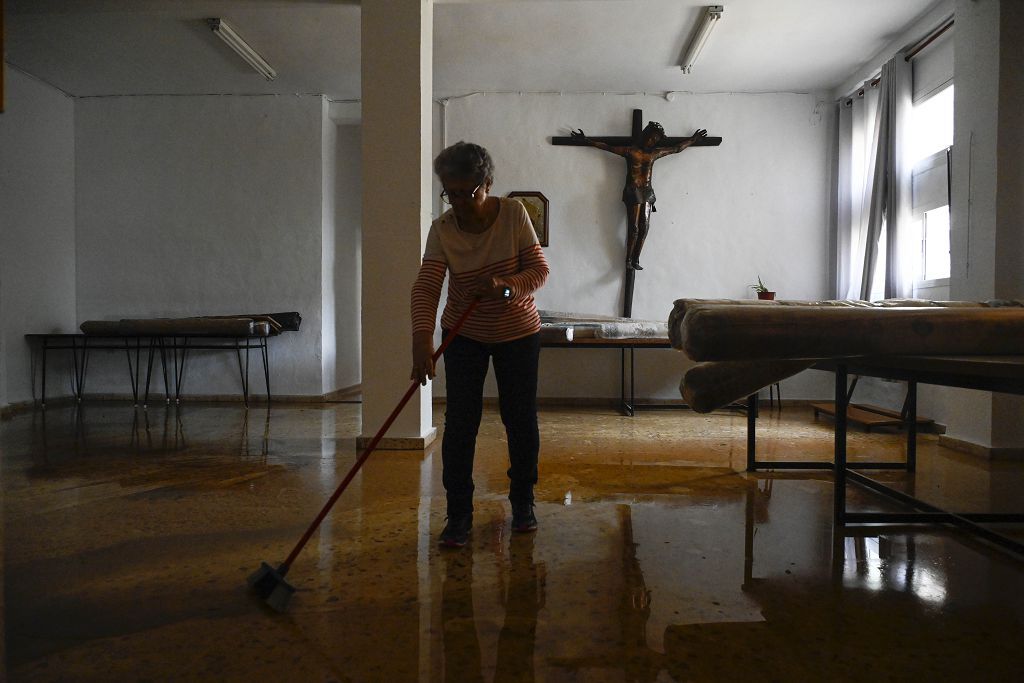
{"left": 621, "top": 185, "right": 657, "bottom": 211}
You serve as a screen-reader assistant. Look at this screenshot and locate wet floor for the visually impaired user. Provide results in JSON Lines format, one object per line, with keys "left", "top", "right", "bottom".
{"left": 2, "top": 401, "right": 1024, "bottom": 681}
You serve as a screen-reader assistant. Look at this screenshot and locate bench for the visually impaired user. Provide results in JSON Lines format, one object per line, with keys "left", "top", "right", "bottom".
{"left": 26, "top": 312, "right": 300, "bottom": 408}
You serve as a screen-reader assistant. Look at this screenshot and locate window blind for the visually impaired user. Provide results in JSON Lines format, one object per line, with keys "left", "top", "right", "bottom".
{"left": 911, "top": 29, "right": 953, "bottom": 103}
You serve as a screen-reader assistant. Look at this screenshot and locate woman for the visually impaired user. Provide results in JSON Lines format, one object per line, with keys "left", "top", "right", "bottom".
{"left": 411, "top": 141, "right": 550, "bottom": 548}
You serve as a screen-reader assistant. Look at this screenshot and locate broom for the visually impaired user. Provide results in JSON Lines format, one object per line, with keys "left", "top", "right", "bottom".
{"left": 248, "top": 290, "right": 507, "bottom": 611}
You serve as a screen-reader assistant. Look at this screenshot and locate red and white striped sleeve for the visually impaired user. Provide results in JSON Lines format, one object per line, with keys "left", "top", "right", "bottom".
{"left": 504, "top": 202, "right": 549, "bottom": 298}
{"left": 505, "top": 244, "right": 549, "bottom": 299}
{"left": 410, "top": 227, "right": 448, "bottom": 334}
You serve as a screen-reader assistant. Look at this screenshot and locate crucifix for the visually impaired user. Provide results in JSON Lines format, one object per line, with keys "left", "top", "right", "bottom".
{"left": 552, "top": 109, "right": 722, "bottom": 317}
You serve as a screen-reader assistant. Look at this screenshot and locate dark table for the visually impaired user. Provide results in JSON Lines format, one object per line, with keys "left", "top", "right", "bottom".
{"left": 540, "top": 335, "right": 684, "bottom": 416}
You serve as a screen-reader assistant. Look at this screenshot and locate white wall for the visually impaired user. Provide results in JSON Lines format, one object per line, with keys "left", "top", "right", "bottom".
{"left": 995, "top": 1, "right": 1024, "bottom": 301}
{"left": 74, "top": 94, "right": 326, "bottom": 397}
{"left": 333, "top": 124, "right": 363, "bottom": 392}
{"left": 0, "top": 69, "right": 78, "bottom": 409}
{"left": 990, "top": 0, "right": 1024, "bottom": 448}
{"left": 945, "top": 0, "right": 1001, "bottom": 447}
{"left": 432, "top": 92, "right": 834, "bottom": 400}
{"left": 1, "top": 277, "right": 5, "bottom": 409}
{"left": 951, "top": 1, "right": 1000, "bottom": 304}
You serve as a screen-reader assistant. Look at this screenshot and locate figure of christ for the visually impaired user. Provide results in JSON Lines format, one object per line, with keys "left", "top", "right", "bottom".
{"left": 571, "top": 123, "right": 707, "bottom": 270}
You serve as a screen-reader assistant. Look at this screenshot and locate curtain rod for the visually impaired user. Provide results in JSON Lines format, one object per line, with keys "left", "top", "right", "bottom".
{"left": 843, "top": 17, "right": 954, "bottom": 106}
{"left": 847, "top": 78, "right": 881, "bottom": 104}
{"left": 905, "top": 17, "right": 954, "bottom": 62}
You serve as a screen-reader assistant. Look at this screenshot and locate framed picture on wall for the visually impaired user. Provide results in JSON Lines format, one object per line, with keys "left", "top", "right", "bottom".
{"left": 506, "top": 191, "right": 549, "bottom": 247}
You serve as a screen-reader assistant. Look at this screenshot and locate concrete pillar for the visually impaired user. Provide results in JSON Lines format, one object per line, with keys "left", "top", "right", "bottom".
{"left": 991, "top": 0, "right": 1024, "bottom": 451}
{"left": 360, "top": 0, "right": 436, "bottom": 448}
{"left": 321, "top": 97, "right": 338, "bottom": 396}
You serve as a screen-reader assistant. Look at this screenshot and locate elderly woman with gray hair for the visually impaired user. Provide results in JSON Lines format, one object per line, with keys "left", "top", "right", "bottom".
{"left": 410, "top": 141, "right": 550, "bottom": 548}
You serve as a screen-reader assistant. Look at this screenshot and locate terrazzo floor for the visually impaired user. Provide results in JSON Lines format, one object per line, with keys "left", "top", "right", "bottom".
{"left": 2, "top": 400, "right": 1024, "bottom": 681}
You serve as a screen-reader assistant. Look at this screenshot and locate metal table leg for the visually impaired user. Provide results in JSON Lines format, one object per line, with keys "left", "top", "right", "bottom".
{"left": 143, "top": 338, "right": 158, "bottom": 408}
{"left": 158, "top": 338, "right": 171, "bottom": 404}
{"left": 124, "top": 337, "right": 144, "bottom": 407}
{"left": 70, "top": 336, "right": 80, "bottom": 401}
{"left": 834, "top": 364, "right": 849, "bottom": 525}
{"left": 41, "top": 336, "right": 48, "bottom": 409}
{"left": 619, "top": 348, "right": 632, "bottom": 416}
{"left": 261, "top": 338, "right": 271, "bottom": 403}
{"left": 172, "top": 337, "right": 189, "bottom": 404}
{"left": 234, "top": 338, "right": 250, "bottom": 408}
{"left": 906, "top": 380, "right": 918, "bottom": 472}
{"left": 73, "top": 337, "right": 89, "bottom": 402}
{"left": 630, "top": 347, "right": 636, "bottom": 414}
{"left": 746, "top": 393, "right": 756, "bottom": 472}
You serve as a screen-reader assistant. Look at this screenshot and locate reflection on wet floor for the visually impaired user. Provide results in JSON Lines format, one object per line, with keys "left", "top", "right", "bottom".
{"left": 2, "top": 402, "right": 1024, "bottom": 681}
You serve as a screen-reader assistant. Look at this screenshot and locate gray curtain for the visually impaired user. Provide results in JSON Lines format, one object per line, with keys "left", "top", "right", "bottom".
{"left": 834, "top": 54, "right": 913, "bottom": 301}
{"left": 861, "top": 53, "right": 914, "bottom": 300}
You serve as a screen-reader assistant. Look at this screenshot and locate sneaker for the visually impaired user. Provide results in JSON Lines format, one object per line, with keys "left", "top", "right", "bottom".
{"left": 511, "top": 502, "right": 538, "bottom": 533}
{"left": 439, "top": 512, "right": 472, "bottom": 548}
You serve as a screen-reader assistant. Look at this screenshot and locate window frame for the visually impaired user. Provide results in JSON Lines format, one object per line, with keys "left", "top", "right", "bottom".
{"left": 908, "top": 81, "right": 954, "bottom": 290}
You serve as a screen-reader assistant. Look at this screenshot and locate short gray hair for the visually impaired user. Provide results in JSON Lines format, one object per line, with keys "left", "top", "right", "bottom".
{"left": 433, "top": 141, "right": 494, "bottom": 184}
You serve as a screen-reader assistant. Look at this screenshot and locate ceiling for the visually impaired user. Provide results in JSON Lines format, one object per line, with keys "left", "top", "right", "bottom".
{"left": 5, "top": 0, "right": 944, "bottom": 100}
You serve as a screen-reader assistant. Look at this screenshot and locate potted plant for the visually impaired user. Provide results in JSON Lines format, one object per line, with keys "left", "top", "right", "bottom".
{"left": 750, "top": 276, "right": 776, "bottom": 300}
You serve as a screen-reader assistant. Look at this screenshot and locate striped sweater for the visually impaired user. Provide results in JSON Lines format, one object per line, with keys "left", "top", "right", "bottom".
{"left": 411, "top": 198, "right": 549, "bottom": 343}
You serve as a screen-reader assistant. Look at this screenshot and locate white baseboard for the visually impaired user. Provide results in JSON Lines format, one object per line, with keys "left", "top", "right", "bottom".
{"left": 938, "top": 434, "right": 1024, "bottom": 460}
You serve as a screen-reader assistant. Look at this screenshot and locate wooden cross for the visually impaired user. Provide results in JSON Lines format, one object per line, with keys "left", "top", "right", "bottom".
{"left": 551, "top": 109, "right": 723, "bottom": 150}
{"left": 552, "top": 109, "right": 722, "bottom": 317}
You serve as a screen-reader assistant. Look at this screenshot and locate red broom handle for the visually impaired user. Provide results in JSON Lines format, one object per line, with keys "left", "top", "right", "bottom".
{"left": 279, "top": 297, "right": 485, "bottom": 573}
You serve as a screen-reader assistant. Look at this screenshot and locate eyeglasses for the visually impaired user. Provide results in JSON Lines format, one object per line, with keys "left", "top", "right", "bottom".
{"left": 440, "top": 184, "right": 481, "bottom": 204}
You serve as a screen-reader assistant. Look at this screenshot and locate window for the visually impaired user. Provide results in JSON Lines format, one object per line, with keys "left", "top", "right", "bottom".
{"left": 920, "top": 206, "right": 950, "bottom": 281}
{"left": 909, "top": 85, "right": 953, "bottom": 162}
{"left": 908, "top": 84, "right": 953, "bottom": 285}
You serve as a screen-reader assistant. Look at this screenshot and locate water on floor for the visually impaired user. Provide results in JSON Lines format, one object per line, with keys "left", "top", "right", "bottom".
{"left": 2, "top": 401, "right": 1023, "bottom": 681}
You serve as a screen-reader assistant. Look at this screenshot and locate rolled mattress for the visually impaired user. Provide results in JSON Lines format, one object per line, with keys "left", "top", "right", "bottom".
{"left": 81, "top": 318, "right": 271, "bottom": 337}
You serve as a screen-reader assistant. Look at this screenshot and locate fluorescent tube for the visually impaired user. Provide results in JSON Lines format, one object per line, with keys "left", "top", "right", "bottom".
{"left": 680, "top": 5, "right": 723, "bottom": 74}
{"left": 208, "top": 18, "right": 277, "bottom": 81}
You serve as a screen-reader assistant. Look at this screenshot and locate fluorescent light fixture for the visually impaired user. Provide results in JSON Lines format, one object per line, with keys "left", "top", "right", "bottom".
{"left": 207, "top": 18, "right": 277, "bottom": 81}
{"left": 680, "top": 5, "right": 723, "bottom": 74}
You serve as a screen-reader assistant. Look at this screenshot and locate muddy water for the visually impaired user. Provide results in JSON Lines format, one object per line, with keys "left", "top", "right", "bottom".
{"left": 2, "top": 402, "right": 1023, "bottom": 681}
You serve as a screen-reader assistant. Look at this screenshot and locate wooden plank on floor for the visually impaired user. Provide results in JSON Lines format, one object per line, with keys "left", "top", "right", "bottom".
{"left": 810, "top": 402, "right": 905, "bottom": 429}
{"left": 855, "top": 403, "right": 935, "bottom": 426}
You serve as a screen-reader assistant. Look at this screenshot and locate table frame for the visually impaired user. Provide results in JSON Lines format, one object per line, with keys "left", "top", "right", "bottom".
{"left": 26, "top": 333, "right": 271, "bottom": 409}
{"left": 746, "top": 355, "right": 1024, "bottom": 557}
{"left": 540, "top": 337, "right": 687, "bottom": 416}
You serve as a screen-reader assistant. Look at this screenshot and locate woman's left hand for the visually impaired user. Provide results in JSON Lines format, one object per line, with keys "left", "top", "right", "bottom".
{"left": 473, "top": 275, "right": 512, "bottom": 300}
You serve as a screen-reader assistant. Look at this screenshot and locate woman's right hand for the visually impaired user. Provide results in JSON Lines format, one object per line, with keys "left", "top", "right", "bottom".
{"left": 411, "top": 331, "right": 436, "bottom": 386}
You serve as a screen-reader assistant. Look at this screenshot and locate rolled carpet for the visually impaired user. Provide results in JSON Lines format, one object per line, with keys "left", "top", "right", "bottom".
{"left": 676, "top": 305, "right": 1024, "bottom": 362}
{"left": 681, "top": 360, "right": 814, "bottom": 413}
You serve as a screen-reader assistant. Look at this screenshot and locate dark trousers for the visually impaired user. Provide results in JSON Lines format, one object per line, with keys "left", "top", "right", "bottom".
{"left": 441, "top": 331, "right": 541, "bottom": 515}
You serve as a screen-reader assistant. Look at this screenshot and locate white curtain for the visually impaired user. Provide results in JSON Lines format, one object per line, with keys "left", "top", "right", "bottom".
{"left": 836, "top": 80, "right": 879, "bottom": 299}
{"left": 834, "top": 54, "right": 913, "bottom": 301}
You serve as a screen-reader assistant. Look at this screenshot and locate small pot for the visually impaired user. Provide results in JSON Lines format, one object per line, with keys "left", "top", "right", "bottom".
{"left": 757, "top": 291, "right": 776, "bottom": 300}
